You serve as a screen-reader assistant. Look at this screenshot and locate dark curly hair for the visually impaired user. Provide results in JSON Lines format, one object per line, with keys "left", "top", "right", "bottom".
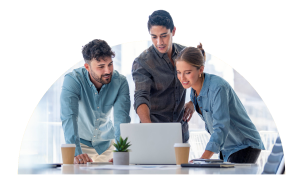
{"left": 82, "top": 39, "right": 115, "bottom": 64}
{"left": 147, "top": 10, "right": 174, "bottom": 32}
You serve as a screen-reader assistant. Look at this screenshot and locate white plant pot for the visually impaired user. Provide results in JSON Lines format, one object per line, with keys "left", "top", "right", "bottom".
{"left": 113, "top": 152, "right": 129, "bottom": 165}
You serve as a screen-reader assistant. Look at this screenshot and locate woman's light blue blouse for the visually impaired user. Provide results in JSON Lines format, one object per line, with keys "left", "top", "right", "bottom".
{"left": 191, "top": 73, "right": 265, "bottom": 162}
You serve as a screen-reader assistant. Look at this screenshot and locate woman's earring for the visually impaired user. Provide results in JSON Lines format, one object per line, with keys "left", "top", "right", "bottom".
{"left": 199, "top": 73, "right": 201, "bottom": 78}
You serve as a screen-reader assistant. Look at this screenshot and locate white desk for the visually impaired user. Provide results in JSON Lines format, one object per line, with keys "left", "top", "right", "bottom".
{"left": 19, "top": 164, "right": 263, "bottom": 174}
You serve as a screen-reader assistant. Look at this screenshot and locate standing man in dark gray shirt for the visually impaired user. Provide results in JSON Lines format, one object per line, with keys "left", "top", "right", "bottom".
{"left": 131, "top": 10, "right": 195, "bottom": 142}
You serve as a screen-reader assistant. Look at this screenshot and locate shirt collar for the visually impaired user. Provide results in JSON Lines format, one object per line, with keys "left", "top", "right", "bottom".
{"left": 192, "top": 73, "right": 211, "bottom": 98}
{"left": 200, "top": 73, "right": 210, "bottom": 97}
{"left": 84, "top": 68, "right": 94, "bottom": 87}
{"left": 153, "top": 43, "right": 178, "bottom": 58}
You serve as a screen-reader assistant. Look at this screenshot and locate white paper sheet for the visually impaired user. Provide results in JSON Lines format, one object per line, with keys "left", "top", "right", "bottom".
{"left": 80, "top": 165, "right": 178, "bottom": 170}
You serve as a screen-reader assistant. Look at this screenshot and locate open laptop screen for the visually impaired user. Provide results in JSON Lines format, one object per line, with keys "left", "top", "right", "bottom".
{"left": 120, "top": 123, "right": 182, "bottom": 165}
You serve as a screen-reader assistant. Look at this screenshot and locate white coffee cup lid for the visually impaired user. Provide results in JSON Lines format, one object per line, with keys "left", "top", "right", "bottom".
{"left": 61, "top": 144, "right": 76, "bottom": 147}
{"left": 174, "top": 143, "right": 190, "bottom": 147}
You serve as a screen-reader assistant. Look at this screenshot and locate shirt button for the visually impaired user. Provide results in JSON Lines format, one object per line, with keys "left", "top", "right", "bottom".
{"left": 95, "top": 129, "right": 97, "bottom": 130}
{"left": 94, "top": 136, "right": 95, "bottom": 137}
{"left": 95, "top": 92, "right": 97, "bottom": 94}
{"left": 97, "top": 107, "right": 99, "bottom": 109}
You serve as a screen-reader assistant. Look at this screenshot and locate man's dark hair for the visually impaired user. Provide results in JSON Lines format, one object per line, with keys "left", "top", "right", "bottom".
{"left": 82, "top": 39, "right": 115, "bottom": 64}
{"left": 147, "top": 10, "right": 174, "bottom": 32}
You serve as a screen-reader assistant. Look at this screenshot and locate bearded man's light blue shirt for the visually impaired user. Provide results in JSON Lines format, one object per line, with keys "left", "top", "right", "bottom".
{"left": 60, "top": 67, "right": 131, "bottom": 156}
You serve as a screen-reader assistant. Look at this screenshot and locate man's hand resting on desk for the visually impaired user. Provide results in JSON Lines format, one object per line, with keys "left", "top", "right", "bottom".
{"left": 74, "top": 153, "right": 93, "bottom": 164}
{"left": 183, "top": 101, "right": 195, "bottom": 122}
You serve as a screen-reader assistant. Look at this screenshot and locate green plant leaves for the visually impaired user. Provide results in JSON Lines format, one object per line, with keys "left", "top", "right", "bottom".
{"left": 113, "top": 136, "right": 131, "bottom": 152}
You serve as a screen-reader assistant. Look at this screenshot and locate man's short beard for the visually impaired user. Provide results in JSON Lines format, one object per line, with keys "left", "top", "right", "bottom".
{"left": 90, "top": 68, "right": 112, "bottom": 84}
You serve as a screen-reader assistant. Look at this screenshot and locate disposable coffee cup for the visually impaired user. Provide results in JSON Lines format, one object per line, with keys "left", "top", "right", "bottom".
{"left": 174, "top": 143, "right": 190, "bottom": 165}
{"left": 61, "top": 144, "right": 76, "bottom": 164}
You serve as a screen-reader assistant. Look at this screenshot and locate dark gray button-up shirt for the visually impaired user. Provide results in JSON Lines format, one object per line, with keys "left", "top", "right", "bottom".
{"left": 132, "top": 43, "right": 189, "bottom": 142}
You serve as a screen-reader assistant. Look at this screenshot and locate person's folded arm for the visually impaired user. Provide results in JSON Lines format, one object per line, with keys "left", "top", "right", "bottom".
{"left": 60, "top": 74, "right": 82, "bottom": 156}
{"left": 132, "top": 58, "right": 153, "bottom": 123}
{"left": 113, "top": 77, "right": 131, "bottom": 143}
{"left": 205, "top": 86, "right": 231, "bottom": 155}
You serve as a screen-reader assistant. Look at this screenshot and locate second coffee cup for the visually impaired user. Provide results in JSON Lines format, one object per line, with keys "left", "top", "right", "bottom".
{"left": 174, "top": 143, "right": 190, "bottom": 165}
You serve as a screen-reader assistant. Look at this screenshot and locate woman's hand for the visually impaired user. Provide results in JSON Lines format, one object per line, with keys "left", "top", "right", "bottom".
{"left": 189, "top": 150, "right": 214, "bottom": 163}
{"left": 189, "top": 158, "right": 201, "bottom": 163}
{"left": 183, "top": 101, "right": 195, "bottom": 122}
{"left": 200, "top": 150, "right": 214, "bottom": 159}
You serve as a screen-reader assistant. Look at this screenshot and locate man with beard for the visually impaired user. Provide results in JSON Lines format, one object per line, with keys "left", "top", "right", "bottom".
{"left": 60, "top": 39, "right": 131, "bottom": 164}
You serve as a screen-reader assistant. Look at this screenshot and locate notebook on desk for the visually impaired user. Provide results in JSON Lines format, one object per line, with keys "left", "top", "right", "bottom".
{"left": 120, "top": 123, "right": 182, "bottom": 165}
{"left": 191, "top": 159, "right": 224, "bottom": 163}
{"left": 181, "top": 162, "right": 235, "bottom": 168}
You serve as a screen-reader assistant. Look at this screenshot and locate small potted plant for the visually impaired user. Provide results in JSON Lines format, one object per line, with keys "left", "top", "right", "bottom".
{"left": 113, "top": 136, "right": 131, "bottom": 165}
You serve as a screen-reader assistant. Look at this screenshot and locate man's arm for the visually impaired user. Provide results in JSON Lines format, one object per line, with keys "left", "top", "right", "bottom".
{"left": 60, "top": 74, "right": 83, "bottom": 156}
{"left": 132, "top": 58, "right": 153, "bottom": 122}
{"left": 136, "top": 104, "right": 151, "bottom": 123}
{"left": 113, "top": 77, "right": 131, "bottom": 142}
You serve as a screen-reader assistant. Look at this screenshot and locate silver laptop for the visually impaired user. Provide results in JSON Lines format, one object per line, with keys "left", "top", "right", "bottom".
{"left": 120, "top": 123, "right": 182, "bottom": 165}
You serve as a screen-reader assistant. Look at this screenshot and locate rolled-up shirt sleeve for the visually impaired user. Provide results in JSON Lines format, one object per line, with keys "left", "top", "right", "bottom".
{"left": 205, "top": 86, "right": 230, "bottom": 153}
{"left": 131, "top": 58, "right": 153, "bottom": 111}
{"left": 60, "top": 74, "right": 82, "bottom": 156}
{"left": 113, "top": 77, "right": 131, "bottom": 142}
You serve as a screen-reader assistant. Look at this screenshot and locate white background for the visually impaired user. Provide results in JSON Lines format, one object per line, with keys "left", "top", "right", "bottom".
{"left": 1, "top": 0, "right": 299, "bottom": 191}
